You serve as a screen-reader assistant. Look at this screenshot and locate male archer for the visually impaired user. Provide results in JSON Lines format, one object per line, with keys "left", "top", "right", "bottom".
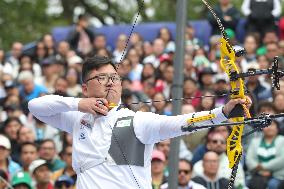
{"left": 28, "top": 55, "right": 250, "bottom": 189}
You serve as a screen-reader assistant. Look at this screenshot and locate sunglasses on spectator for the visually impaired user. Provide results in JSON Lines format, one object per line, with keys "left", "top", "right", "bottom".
{"left": 55, "top": 182, "right": 72, "bottom": 188}
{"left": 178, "top": 169, "right": 191, "bottom": 175}
{"left": 211, "top": 139, "right": 226, "bottom": 144}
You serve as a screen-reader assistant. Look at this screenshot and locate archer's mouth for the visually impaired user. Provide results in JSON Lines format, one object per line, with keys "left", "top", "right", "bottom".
{"left": 105, "top": 89, "right": 116, "bottom": 93}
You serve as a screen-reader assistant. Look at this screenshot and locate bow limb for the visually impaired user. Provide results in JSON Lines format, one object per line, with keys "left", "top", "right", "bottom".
{"left": 220, "top": 37, "right": 251, "bottom": 169}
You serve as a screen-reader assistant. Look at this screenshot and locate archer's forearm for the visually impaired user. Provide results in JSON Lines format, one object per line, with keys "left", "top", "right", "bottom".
{"left": 28, "top": 95, "right": 81, "bottom": 116}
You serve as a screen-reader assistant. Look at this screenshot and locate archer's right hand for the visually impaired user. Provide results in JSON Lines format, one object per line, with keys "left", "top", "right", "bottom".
{"left": 78, "top": 98, "right": 109, "bottom": 116}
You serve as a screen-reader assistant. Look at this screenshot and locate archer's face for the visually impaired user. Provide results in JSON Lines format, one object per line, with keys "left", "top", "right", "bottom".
{"left": 82, "top": 64, "right": 122, "bottom": 104}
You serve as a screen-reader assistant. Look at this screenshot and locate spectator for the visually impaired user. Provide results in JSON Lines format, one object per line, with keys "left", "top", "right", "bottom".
{"left": 52, "top": 145, "right": 76, "bottom": 184}
{"left": 213, "top": 74, "right": 229, "bottom": 108}
{"left": 183, "top": 54, "right": 197, "bottom": 80}
{"left": 38, "top": 139, "right": 65, "bottom": 172}
{"left": 183, "top": 77, "right": 202, "bottom": 108}
{"left": 28, "top": 117, "right": 61, "bottom": 150}
{"left": 66, "top": 67, "right": 81, "bottom": 97}
{"left": 185, "top": 24, "right": 201, "bottom": 56}
{"left": 0, "top": 134, "right": 21, "bottom": 177}
{"left": 117, "top": 58, "right": 132, "bottom": 79}
{"left": 18, "top": 70, "right": 48, "bottom": 102}
{"left": 130, "top": 32, "right": 143, "bottom": 46}
{"left": 3, "top": 42, "right": 23, "bottom": 79}
{"left": 241, "top": 0, "right": 281, "bottom": 37}
{"left": 54, "top": 175, "right": 74, "bottom": 189}
{"left": 33, "top": 41, "right": 48, "bottom": 64}
{"left": 68, "top": 14, "right": 94, "bottom": 56}
{"left": 143, "top": 41, "right": 153, "bottom": 58}
{"left": 20, "top": 142, "right": 38, "bottom": 172}
{"left": 92, "top": 33, "right": 108, "bottom": 53}
{"left": 42, "top": 34, "right": 56, "bottom": 56}
{"left": 157, "top": 27, "right": 175, "bottom": 53}
{"left": 143, "top": 38, "right": 165, "bottom": 68}
{"left": 197, "top": 68, "right": 216, "bottom": 90}
{"left": 273, "top": 93, "right": 284, "bottom": 114}
{"left": 11, "top": 171, "right": 33, "bottom": 189}
{"left": 246, "top": 63, "right": 273, "bottom": 102}
{"left": 156, "top": 140, "right": 171, "bottom": 177}
{"left": 56, "top": 41, "right": 70, "bottom": 62}
{"left": 141, "top": 63, "right": 155, "bottom": 82}
{"left": 3, "top": 80, "right": 19, "bottom": 97}
{"left": 161, "top": 159, "right": 205, "bottom": 189}
{"left": 193, "top": 133, "right": 246, "bottom": 188}
{"left": 151, "top": 150, "right": 167, "bottom": 189}
{"left": 2, "top": 117, "right": 23, "bottom": 162}
{"left": 197, "top": 90, "right": 216, "bottom": 112}
{"left": 155, "top": 139, "right": 192, "bottom": 178}
{"left": 127, "top": 48, "right": 143, "bottom": 82}
{"left": 240, "top": 33, "right": 259, "bottom": 72}
{"left": 207, "top": 0, "right": 240, "bottom": 35}
{"left": 266, "top": 42, "right": 280, "bottom": 62}
{"left": 29, "top": 159, "right": 54, "bottom": 189}
{"left": 257, "top": 55, "right": 271, "bottom": 84}
{"left": 192, "top": 151, "right": 230, "bottom": 189}
{"left": 246, "top": 120, "right": 284, "bottom": 189}
{"left": 113, "top": 34, "right": 128, "bottom": 63}
{"left": 0, "top": 169, "right": 9, "bottom": 189}
{"left": 152, "top": 92, "right": 170, "bottom": 115}
{"left": 191, "top": 130, "right": 214, "bottom": 165}
{"left": 67, "top": 54, "right": 83, "bottom": 74}
{"left": 40, "top": 56, "right": 59, "bottom": 93}
{"left": 53, "top": 77, "right": 69, "bottom": 97}
{"left": 156, "top": 63, "right": 174, "bottom": 99}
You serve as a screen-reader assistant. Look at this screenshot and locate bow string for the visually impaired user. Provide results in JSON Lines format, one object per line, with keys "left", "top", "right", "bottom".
{"left": 106, "top": 1, "right": 284, "bottom": 189}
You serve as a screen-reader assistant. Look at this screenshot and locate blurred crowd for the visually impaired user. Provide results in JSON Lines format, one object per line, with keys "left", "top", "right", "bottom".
{"left": 1, "top": 0, "right": 284, "bottom": 188}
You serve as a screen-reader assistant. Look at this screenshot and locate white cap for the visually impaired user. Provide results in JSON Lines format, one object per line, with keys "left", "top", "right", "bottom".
{"left": 68, "top": 56, "right": 83, "bottom": 65}
{"left": 0, "top": 135, "right": 11, "bottom": 150}
{"left": 247, "top": 62, "right": 260, "bottom": 70}
{"left": 29, "top": 159, "right": 48, "bottom": 174}
{"left": 18, "top": 70, "right": 34, "bottom": 82}
{"left": 214, "top": 73, "right": 229, "bottom": 83}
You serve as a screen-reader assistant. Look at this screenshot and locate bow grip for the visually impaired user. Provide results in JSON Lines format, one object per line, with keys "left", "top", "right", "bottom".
{"left": 228, "top": 104, "right": 244, "bottom": 118}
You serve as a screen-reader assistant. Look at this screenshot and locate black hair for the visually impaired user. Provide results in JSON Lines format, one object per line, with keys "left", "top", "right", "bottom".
{"left": 78, "top": 14, "right": 89, "bottom": 21}
{"left": 39, "top": 139, "right": 56, "bottom": 148}
{"left": 257, "top": 101, "right": 276, "bottom": 113}
{"left": 95, "top": 33, "right": 106, "bottom": 38}
{"left": 184, "top": 77, "right": 197, "bottom": 84}
{"left": 59, "top": 144, "right": 72, "bottom": 158}
{"left": 0, "top": 169, "right": 8, "bottom": 180}
{"left": 20, "top": 142, "right": 38, "bottom": 153}
{"left": 179, "top": 158, "right": 193, "bottom": 171}
{"left": 81, "top": 55, "right": 117, "bottom": 83}
{"left": 3, "top": 117, "right": 23, "bottom": 128}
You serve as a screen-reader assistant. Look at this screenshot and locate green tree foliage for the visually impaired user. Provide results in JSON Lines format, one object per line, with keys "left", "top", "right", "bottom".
{"left": 0, "top": 0, "right": 262, "bottom": 50}
{"left": 0, "top": 1, "right": 52, "bottom": 50}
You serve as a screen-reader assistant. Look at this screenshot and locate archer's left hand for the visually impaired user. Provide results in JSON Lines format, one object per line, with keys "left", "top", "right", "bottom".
{"left": 223, "top": 96, "right": 252, "bottom": 117}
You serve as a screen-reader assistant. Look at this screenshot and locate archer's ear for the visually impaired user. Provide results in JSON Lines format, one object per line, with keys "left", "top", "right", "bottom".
{"left": 82, "top": 83, "right": 88, "bottom": 97}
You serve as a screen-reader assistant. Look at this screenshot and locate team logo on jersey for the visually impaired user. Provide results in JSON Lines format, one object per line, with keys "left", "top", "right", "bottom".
{"left": 79, "top": 130, "right": 86, "bottom": 140}
{"left": 80, "top": 119, "right": 92, "bottom": 130}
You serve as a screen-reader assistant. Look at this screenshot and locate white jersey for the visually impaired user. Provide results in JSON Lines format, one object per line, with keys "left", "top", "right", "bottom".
{"left": 28, "top": 95, "right": 227, "bottom": 189}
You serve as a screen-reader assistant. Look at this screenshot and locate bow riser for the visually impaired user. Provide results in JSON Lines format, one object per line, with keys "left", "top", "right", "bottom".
{"left": 220, "top": 37, "right": 251, "bottom": 171}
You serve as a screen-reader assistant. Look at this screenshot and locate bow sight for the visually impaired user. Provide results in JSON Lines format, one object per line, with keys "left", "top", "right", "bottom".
{"left": 230, "top": 56, "right": 284, "bottom": 90}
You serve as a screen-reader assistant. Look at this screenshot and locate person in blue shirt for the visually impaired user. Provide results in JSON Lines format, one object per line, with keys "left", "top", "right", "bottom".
{"left": 18, "top": 70, "right": 48, "bottom": 102}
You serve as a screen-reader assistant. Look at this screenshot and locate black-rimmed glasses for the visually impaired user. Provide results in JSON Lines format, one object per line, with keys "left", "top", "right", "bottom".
{"left": 85, "top": 74, "right": 121, "bottom": 85}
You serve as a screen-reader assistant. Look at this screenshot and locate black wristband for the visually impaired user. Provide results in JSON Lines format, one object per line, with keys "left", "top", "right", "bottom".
{"left": 222, "top": 107, "right": 229, "bottom": 119}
